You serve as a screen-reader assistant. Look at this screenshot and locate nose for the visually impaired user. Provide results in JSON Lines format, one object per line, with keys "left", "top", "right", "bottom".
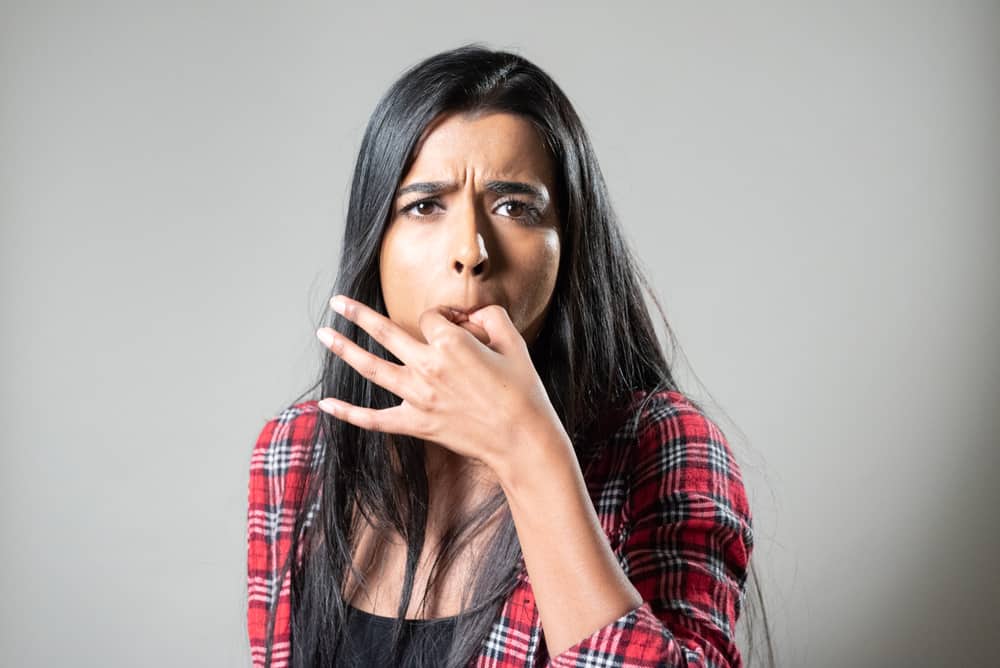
{"left": 450, "top": 203, "right": 489, "bottom": 277}
{"left": 453, "top": 233, "right": 488, "bottom": 276}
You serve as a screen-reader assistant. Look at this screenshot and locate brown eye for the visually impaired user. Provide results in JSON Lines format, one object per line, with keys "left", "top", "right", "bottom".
{"left": 400, "top": 199, "right": 442, "bottom": 218}
{"left": 497, "top": 199, "right": 542, "bottom": 225}
{"left": 501, "top": 201, "right": 526, "bottom": 216}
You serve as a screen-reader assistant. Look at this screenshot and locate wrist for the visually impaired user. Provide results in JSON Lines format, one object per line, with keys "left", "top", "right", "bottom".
{"left": 496, "top": 422, "right": 576, "bottom": 501}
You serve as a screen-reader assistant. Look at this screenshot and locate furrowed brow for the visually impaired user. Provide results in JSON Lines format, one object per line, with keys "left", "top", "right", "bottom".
{"left": 395, "top": 180, "right": 549, "bottom": 207}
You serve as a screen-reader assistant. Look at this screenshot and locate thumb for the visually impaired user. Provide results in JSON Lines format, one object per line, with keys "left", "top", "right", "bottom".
{"left": 467, "top": 305, "right": 522, "bottom": 354}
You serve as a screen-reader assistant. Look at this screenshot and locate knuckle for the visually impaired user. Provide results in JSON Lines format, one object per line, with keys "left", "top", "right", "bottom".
{"left": 432, "top": 332, "right": 461, "bottom": 352}
{"left": 419, "top": 385, "right": 438, "bottom": 407}
{"left": 372, "top": 322, "right": 391, "bottom": 344}
{"left": 481, "top": 304, "right": 504, "bottom": 320}
{"left": 419, "top": 357, "right": 443, "bottom": 378}
{"left": 428, "top": 361, "right": 445, "bottom": 379}
{"left": 415, "top": 417, "right": 435, "bottom": 438}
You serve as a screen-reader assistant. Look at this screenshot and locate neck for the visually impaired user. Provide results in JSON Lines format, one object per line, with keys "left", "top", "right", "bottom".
{"left": 380, "top": 435, "right": 500, "bottom": 534}
{"left": 420, "top": 440, "right": 500, "bottom": 532}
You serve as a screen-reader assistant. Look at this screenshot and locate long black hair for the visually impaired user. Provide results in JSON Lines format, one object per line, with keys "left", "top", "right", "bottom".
{"left": 262, "top": 42, "right": 775, "bottom": 668}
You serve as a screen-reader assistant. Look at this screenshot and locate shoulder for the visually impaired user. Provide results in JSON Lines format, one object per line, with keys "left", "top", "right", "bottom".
{"left": 632, "top": 390, "right": 729, "bottom": 451}
{"left": 249, "top": 399, "right": 324, "bottom": 502}
{"left": 625, "top": 388, "right": 716, "bottom": 433}
{"left": 252, "top": 400, "right": 322, "bottom": 458}
{"left": 621, "top": 388, "right": 734, "bottom": 461}
{"left": 620, "top": 388, "right": 752, "bottom": 537}
{"left": 592, "top": 388, "right": 730, "bottom": 459}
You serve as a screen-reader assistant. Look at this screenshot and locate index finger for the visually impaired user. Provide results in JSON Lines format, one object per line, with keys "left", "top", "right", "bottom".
{"left": 330, "top": 295, "right": 424, "bottom": 365}
{"left": 418, "top": 306, "right": 494, "bottom": 350}
{"left": 439, "top": 307, "right": 491, "bottom": 346}
{"left": 455, "top": 319, "right": 490, "bottom": 347}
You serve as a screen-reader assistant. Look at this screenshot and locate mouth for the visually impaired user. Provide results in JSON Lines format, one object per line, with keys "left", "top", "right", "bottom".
{"left": 443, "top": 303, "right": 493, "bottom": 316}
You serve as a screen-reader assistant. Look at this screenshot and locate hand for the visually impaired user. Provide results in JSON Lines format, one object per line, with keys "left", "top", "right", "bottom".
{"left": 315, "top": 295, "right": 569, "bottom": 480}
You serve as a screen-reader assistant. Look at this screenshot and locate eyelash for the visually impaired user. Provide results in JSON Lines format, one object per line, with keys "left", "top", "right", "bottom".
{"left": 398, "top": 197, "right": 543, "bottom": 225}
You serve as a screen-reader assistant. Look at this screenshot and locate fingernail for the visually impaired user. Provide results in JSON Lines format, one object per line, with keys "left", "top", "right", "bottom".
{"left": 330, "top": 296, "right": 346, "bottom": 315}
{"left": 316, "top": 328, "right": 335, "bottom": 347}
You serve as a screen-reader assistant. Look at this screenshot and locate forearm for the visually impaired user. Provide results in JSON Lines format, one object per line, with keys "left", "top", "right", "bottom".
{"left": 497, "top": 432, "right": 643, "bottom": 658}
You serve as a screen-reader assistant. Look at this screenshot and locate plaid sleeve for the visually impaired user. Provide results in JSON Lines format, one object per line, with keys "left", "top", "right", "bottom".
{"left": 247, "top": 403, "right": 321, "bottom": 668}
{"left": 548, "top": 392, "right": 753, "bottom": 668}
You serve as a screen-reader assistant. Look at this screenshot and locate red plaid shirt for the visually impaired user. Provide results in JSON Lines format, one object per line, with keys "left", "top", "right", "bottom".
{"left": 248, "top": 389, "right": 753, "bottom": 667}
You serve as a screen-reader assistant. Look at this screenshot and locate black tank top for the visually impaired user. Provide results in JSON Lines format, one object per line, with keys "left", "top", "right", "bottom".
{"left": 334, "top": 603, "right": 469, "bottom": 667}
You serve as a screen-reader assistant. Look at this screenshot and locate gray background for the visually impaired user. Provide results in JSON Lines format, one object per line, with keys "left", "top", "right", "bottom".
{"left": 2, "top": 2, "right": 998, "bottom": 666}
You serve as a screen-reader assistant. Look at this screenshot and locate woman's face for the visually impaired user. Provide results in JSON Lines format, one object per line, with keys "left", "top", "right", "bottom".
{"left": 379, "top": 111, "right": 561, "bottom": 347}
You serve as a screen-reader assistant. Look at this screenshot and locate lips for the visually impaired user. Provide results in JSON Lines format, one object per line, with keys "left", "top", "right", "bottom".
{"left": 442, "top": 303, "right": 493, "bottom": 316}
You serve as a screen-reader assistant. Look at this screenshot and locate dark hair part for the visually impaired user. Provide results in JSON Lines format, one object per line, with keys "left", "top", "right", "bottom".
{"left": 262, "top": 42, "right": 775, "bottom": 668}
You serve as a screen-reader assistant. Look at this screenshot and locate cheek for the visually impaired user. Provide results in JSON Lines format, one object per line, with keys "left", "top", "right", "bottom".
{"left": 379, "top": 231, "right": 427, "bottom": 319}
{"left": 509, "top": 233, "right": 560, "bottom": 322}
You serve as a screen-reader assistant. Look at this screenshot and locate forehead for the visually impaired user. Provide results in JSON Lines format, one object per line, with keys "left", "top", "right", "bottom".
{"left": 403, "top": 111, "right": 554, "bottom": 184}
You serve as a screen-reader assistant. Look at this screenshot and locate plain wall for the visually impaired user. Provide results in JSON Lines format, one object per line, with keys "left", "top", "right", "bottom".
{"left": 2, "top": 2, "right": 997, "bottom": 666}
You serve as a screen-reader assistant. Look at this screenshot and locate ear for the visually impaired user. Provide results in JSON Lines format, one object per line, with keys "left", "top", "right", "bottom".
{"left": 468, "top": 305, "right": 522, "bottom": 354}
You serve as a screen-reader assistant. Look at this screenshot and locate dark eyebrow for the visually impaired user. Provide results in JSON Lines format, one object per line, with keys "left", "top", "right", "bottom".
{"left": 395, "top": 180, "right": 549, "bottom": 207}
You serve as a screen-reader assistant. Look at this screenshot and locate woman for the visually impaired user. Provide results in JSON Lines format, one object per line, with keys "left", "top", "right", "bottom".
{"left": 247, "top": 43, "right": 773, "bottom": 667}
